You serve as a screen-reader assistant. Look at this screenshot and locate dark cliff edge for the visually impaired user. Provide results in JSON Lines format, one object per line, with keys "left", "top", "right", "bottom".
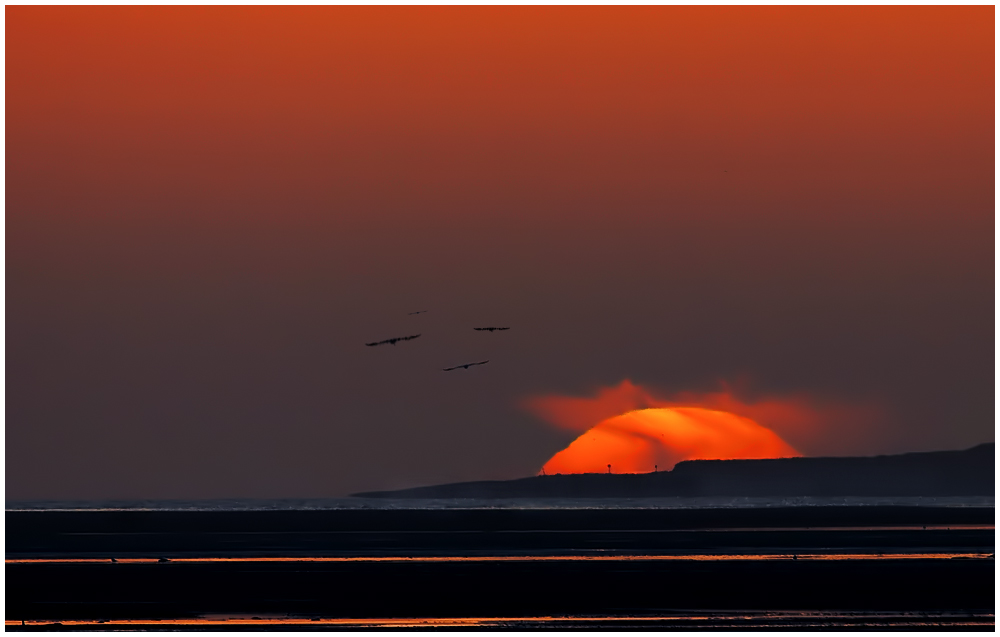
{"left": 353, "top": 443, "right": 995, "bottom": 499}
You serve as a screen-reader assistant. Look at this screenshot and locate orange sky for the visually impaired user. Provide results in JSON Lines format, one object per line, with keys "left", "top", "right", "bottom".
{"left": 8, "top": 6, "right": 991, "bottom": 222}
{"left": 6, "top": 7, "right": 993, "bottom": 498}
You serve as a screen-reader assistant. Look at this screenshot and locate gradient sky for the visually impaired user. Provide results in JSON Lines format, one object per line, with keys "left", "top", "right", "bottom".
{"left": 7, "top": 6, "right": 993, "bottom": 500}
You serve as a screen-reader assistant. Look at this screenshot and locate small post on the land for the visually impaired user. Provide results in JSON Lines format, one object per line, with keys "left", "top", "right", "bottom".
{"left": 607, "top": 464, "right": 612, "bottom": 474}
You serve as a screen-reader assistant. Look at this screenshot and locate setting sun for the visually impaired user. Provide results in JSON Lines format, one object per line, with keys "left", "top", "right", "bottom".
{"left": 542, "top": 407, "right": 800, "bottom": 474}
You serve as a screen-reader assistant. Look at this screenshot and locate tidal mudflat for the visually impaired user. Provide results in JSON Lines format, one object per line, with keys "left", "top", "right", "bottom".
{"left": 6, "top": 505, "right": 994, "bottom": 630}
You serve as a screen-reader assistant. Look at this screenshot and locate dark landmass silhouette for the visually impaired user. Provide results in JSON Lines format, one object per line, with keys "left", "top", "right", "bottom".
{"left": 353, "top": 443, "right": 994, "bottom": 498}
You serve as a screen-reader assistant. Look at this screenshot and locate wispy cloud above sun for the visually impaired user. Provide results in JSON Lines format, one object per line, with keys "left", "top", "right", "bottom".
{"left": 523, "top": 380, "right": 883, "bottom": 473}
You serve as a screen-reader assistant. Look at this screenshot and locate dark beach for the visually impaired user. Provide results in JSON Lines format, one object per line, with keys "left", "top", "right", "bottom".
{"left": 6, "top": 504, "right": 995, "bottom": 630}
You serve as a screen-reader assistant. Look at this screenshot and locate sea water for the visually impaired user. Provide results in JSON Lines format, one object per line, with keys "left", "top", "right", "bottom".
{"left": 6, "top": 495, "right": 993, "bottom": 512}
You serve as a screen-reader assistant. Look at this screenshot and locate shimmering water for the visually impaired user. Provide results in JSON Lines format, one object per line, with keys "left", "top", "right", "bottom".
{"left": 7, "top": 611, "right": 995, "bottom": 630}
{"left": 6, "top": 495, "right": 994, "bottom": 512}
{"left": 8, "top": 552, "right": 994, "bottom": 564}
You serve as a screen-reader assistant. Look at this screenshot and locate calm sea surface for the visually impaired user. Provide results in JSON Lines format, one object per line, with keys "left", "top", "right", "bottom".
{"left": 6, "top": 495, "right": 993, "bottom": 511}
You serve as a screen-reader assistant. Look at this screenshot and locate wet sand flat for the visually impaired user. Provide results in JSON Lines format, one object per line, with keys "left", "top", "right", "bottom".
{"left": 5, "top": 506, "right": 994, "bottom": 628}
{"left": 7, "top": 556, "right": 994, "bottom": 621}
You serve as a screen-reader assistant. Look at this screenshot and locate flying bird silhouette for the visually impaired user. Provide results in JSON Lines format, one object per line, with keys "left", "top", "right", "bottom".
{"left": 408, "top": 310, "right": 428, "bottom": 315}
{"left": 443, "top": 360, "right": 489, "bottom": 371}
{"left": 473, "top": 327, "right": 510, "bottom": 332}
{"left": 365, "top": 334, "right": 422, "bottom": 347}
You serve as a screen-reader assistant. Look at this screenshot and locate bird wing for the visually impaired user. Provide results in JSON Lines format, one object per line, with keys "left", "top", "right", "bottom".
{"left": 367, "top": 334, "right": 420, "bottom": 347}
{"left": 444, "top": 359, "right": 488, "bottom": 371}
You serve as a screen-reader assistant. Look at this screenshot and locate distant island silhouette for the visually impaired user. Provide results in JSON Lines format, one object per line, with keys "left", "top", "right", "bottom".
{"left": 353, "top": 443, "right": 994, "bottom": 499}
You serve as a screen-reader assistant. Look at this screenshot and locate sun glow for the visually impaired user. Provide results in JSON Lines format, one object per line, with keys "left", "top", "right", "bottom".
{"left": 524, "top": 379, "right": 884, "bottom": 473}
{"left": 542, "top": 406, "right": 800, "bottom": 474}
